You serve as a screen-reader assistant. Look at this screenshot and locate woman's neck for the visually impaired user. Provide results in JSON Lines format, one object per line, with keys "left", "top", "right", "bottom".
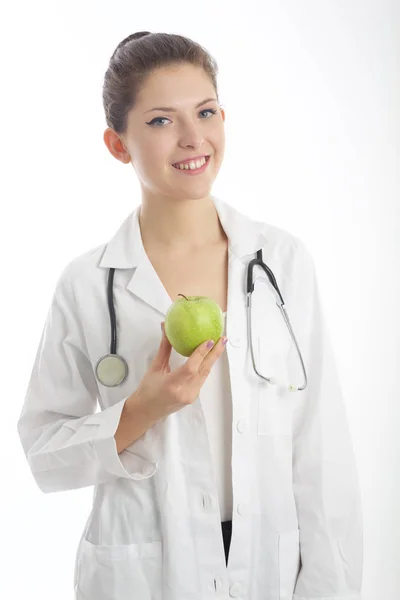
{"left": 138, "top": 195, "right": 227, "bottom": 253}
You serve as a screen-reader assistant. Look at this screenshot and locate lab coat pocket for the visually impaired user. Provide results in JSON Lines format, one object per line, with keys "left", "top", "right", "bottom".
{"left": 278, "top": 528, "right": 301, "bottom": 599}
{"left": 76, "top": 538, "right": 163, "bottom": 600}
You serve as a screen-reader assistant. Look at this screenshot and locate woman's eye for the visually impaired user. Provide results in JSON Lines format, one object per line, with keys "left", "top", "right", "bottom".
{"left": 146, "top": 108, "right": 218, "bottom": 127}
{"left": 199, "top": 108, "right": 218, "bottom": 118}
{"left": 146, "top": 117, "right": 169, "bottom": 127}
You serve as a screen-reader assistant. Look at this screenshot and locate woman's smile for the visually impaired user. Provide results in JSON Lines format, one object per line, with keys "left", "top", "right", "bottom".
{"left": 172, "top": 155, "right": 211, "bottom": 175}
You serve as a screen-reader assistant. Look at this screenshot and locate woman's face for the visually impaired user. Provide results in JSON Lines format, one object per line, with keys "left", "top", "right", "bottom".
{"left": 106, "top": 62, "right": 225, "bottom": 201}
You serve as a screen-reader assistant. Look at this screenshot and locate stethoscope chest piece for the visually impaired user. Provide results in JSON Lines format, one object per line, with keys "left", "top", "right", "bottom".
{"left": 95, "top": 353, "right": 129, "bottom": 387}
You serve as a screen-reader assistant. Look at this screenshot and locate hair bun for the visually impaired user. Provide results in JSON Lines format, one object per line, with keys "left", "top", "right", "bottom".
{"left": 120, "top": 32, "right": 151, "bottom": 46}
{"left": 130, "top": 31, "right": 152, "bottom": 40}
{"left": 111, "top": 32, "right": 152, "bottom": 59}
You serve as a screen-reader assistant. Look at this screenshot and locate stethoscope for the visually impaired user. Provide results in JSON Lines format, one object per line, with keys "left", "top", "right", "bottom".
{"left": 95, "top": 249, "right": 308, "bottom": 391}
{"left": 246, "top": 249, "right": 308, "bottom": 392}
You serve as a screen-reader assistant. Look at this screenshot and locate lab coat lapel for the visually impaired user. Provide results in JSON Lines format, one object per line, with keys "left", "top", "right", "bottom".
{"left": 98, "top": 205, "right": 172, "bottom": 316}
{"left": 98, "top": 196, "right": 269, "bottom": 316}
{"left": 127, "top": 253, "right": 173, "bottom": 316}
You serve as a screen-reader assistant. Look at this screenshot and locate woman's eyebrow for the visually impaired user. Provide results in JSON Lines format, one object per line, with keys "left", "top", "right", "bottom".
{"left": 144, "top": 97, "right": 218, "bottom": 114}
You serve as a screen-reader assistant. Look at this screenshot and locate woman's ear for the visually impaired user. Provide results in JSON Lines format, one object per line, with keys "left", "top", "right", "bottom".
{"left": 103, "top": 129, "right": 131, "bottom": 164}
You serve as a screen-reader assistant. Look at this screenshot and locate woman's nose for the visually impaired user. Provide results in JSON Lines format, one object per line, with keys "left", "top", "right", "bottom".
{"left": 178, "top": 124, "right": 204, "bottom": 149}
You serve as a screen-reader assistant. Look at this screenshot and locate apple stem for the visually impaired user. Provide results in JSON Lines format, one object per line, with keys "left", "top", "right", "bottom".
{"left": 178, "top": 294, "right": 189, "bottom": 301}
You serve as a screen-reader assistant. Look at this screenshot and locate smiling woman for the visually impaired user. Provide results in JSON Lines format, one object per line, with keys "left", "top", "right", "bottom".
{"left": 17, "top": 28, "right": 363, "bottom": 600}
{"left": 101, "top": 31, "right": 227, "bottom": 250}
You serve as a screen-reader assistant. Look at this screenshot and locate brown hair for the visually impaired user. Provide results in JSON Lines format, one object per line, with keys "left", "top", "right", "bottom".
{"left": 102, "top": 31, "right": 220, "bottom": 135}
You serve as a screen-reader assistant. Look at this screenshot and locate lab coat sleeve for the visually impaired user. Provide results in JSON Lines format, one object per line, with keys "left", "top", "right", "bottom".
{"left": 290, "top": 241, "right": 363, "bottom": 600}
{"left": 17, "top": 266, "right": 158, "bottom": 494}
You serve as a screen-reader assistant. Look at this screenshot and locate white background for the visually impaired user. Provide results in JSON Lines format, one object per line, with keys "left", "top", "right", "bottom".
{"left": 1, "top": 0, "right": 399, "bottom": 598}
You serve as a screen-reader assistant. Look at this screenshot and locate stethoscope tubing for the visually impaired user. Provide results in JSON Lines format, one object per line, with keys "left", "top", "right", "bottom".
{"left": 107, "top": 267, "right": 117, "bottom": 356}
{"left": 247, "top": 249, "right": 308, "bottom": 391}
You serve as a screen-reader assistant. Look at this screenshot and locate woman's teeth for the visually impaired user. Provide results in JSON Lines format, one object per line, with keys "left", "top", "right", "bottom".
{"left": 174, "top": 156, "right": 208, "bottom": 170}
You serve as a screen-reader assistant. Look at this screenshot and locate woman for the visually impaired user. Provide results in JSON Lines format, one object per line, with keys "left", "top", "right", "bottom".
{"left": 17, "top": 32, "right": 363, "bottom": 599}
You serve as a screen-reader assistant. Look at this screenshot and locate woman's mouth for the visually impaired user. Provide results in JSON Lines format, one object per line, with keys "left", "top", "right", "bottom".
{"left": 172, "top": 155, "right": 210, "bottom": 175}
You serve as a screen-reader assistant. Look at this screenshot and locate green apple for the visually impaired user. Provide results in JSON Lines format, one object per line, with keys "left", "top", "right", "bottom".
{"left": 165, "top": 294, "right": 224, "bottom": 357}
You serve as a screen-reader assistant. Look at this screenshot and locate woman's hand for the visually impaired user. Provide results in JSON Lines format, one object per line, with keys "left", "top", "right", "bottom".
{"left": 135, "top": 322, "right": 228, "bottom": 422}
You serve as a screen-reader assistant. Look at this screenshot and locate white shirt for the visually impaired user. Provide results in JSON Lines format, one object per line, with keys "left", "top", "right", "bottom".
{"left": 200, "top": 312, "right": 233, "bottom": 522}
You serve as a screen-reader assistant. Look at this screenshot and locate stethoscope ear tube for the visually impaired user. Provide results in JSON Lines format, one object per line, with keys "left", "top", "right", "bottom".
{"left": 247, "top": 250, "right": 285, "bottom": 306}
{"left": 247, "top": 249, "right": 308, "bottom": 391}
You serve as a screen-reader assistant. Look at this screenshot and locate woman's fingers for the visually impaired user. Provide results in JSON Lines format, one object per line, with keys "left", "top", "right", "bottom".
{"left": 150, "top": 322, "right": 172, "bottom": 372}
{"left": 169, "top": 335, "right": 227, "bottom": 385}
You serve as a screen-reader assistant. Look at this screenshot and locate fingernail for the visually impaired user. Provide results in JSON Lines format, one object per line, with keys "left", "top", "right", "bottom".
{"left": 206, "top": 340, "right": 215, "bottom": 348}
{"left": 222, "top": 337, "right": 228, "bottom": 345}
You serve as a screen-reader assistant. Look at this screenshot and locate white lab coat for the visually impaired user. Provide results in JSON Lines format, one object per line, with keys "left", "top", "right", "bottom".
{"left": 17, "top": 196, "right": 363, "bottom": 600}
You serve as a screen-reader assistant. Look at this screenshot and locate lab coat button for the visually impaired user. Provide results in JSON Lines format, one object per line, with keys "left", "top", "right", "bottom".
{"left": 236, "top": 420, "right": 247, "bottom": 434}
{"left": 237, "top": 503, "right": 248, "bottom": 516}
{"left": 202, "top": 494, "right": 214, "bottom": 510}
{"left": 229, "top": 336, "right": 241, "bottom": 347}
{"left": 229, "top": 582, "right": 245, "bottom": 597}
